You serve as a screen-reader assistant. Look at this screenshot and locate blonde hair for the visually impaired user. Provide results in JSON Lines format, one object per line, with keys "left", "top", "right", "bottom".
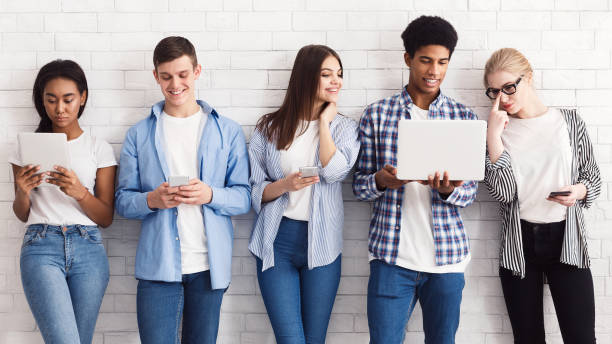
{"left": 483, "top": 48, "right": 533, "bottom": 87}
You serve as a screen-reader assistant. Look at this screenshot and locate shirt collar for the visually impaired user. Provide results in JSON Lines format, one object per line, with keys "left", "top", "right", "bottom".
{"left": 400, "top": 85, "right": 447, "bottom": 111}
{"left": 150, "top": 99, "right": 218, "bottom": 119}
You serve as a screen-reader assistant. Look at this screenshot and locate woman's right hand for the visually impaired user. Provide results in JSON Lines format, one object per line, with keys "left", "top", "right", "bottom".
{"left": 282, "top": 172, "right": 319, "bottom": 192}
{"left": 487, "top": 93, "right": 509, "bottom": 139}
{"left": 14, "top": 165, "right": 44, "bottom": 197}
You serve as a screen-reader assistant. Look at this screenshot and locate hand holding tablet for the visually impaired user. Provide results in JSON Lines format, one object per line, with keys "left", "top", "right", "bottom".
{"left": 45, "top": 165, "right": 89, "bottom": 201}
{"left": 18, "top": 132, "right": 71, "bottom": 179}
{"left": 13, "top": 164, "right": 44, "bottom": 196}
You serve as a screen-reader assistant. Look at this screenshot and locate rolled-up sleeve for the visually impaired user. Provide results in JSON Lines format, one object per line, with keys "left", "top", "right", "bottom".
{"left": 434, "top": 179, "right": 478, "bottom": 208}
{"left": 318, "top": 117, "right": 360, "bottom": 184}
{"left": 484, "top": 150, "right": 517, "bottom": 204}
{"left": 249, "top": 129, "right": 273, "bottom": 214}
{"left": 352, "top": 108, "right": 385, "bottom": 201}
{"left": 575, "top": 115, "right": 601, "bottom": 208}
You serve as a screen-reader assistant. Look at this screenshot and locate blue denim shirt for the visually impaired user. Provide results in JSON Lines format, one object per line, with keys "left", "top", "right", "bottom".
{"left": 115, "top": 100, "right": 251, "bottom": 289}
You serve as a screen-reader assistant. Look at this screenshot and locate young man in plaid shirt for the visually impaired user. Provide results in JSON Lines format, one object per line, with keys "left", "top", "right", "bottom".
{"left": 352, "top": 16, "right": 478, "bottom": 344}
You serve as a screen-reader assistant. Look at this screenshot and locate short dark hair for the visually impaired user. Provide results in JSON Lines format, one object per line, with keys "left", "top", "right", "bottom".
{"left": 401, "top": 16, "right": 458, "bottom": 58}
{"left": 33, "top": 59, "right": 88, "bottom": 133}
{"left": 153, "top": 36, "right": 198, "bottom": 69}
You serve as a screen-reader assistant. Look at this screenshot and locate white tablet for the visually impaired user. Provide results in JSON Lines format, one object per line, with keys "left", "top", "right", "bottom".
{"left": 17, "top": 132, "right": 71, "bottom": 174}
{"left": 396, "top": 120, "right": 487, "bottom": 181}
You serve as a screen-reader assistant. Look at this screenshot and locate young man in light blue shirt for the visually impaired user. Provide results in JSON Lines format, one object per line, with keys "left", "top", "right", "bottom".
{"left": 115, "top": 36, "right": 250, "bottom": 344}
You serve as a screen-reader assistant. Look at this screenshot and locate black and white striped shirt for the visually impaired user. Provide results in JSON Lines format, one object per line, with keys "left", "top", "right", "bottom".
{"left": 484, "top": 109, "right": 601, "bottom": 277}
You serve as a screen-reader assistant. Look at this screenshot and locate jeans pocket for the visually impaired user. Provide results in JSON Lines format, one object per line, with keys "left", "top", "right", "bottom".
{"left": 84, "top": 228, "right": 103, "bottom": 244}
{"left": 368, "top": 260, "right": 399, "bottom": 297}
{"left": 21, "top": 230, "right": 41, "bottom": 248}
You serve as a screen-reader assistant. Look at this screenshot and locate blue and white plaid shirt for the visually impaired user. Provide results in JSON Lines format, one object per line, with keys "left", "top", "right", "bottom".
{"left": 352, "top": 87, "right": 478, "bottom": 266}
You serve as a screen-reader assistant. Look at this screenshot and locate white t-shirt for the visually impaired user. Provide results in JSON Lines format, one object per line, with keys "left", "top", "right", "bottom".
{"left": 161, "top": 110, "right": 209, "bottom": 274}
{"left": 9, "top": 132, "right": 117, "bottom": 227}
{"left": 501, "top": 108, "right": 572, "bottom": 223}
{"left": 279, "top": 120, "right": 319, "bottom": 221}
{"left": 394, "top": 105, "right": 470, "bottom": 273}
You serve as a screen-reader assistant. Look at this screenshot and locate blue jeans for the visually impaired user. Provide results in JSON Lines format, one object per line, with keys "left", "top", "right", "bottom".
{"left": 256, "top": 217, "right": 341, "bottom": 344}
{"left": 20, "top": 224, "right": 109, "bottom": 344}
{"left": 367, "top": 259, "right": 465, "bottom": 344}
{"left": 137, "top": 270, "right": 225, "bottom": 344}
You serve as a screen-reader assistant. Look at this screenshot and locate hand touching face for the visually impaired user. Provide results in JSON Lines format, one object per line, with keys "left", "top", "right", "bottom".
{"left": 487, "top": 92, "right": 509, "bottom": 139}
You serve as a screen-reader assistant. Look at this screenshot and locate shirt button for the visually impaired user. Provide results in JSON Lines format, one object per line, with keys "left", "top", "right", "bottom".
{"left": 175, "top": 237, "right": 179, "bottom": 240}
{"left": 395, "top": 225, "right": 400, "bottom": 229}
{"left": 174, "top": 211, "right": 178, "bottom": 215}
{"left": 396, "top": 205, "right": 401, "bottom": 209}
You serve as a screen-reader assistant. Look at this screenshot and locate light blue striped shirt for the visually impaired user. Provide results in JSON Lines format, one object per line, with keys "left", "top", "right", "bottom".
{"left": 248, "top": 115, "right": 360, "bottom": 271}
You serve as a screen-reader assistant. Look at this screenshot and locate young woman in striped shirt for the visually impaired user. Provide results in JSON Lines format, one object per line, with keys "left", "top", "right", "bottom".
{"left": 484, "top": 48, "right": 601, "bottom": 344}
{"left": 248, "top": 45, "right": 360, "bottom": 344}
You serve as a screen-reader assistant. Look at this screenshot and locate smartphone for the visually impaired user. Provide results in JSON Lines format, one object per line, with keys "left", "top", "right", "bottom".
{"left": 299, "top": 166, "right": 319, "bottom": 178}
{"left": 549, "top": 190, "right": 571, "bottom": 197}
{"left": 168, "top": 176, "right": 189, "bottom": 187}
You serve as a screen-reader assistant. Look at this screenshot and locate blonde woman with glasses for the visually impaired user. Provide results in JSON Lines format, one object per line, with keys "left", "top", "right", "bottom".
{"left": 483, "top": 48, "right": 601, "bottom": 344}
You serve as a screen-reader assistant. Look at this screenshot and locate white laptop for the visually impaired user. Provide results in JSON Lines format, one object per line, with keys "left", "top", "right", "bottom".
{"left": 396, "top": 120, "right": 487, "bottom": 181}
{"left": 18, "top": 133, "right": 71, "bottom": 179}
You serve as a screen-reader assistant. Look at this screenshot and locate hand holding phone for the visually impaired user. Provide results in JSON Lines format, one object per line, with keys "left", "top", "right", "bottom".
{"left": 548, "top": 190, "right": 571, "bottom": 197}
{"left": 547, "top": 184, "right": 588, "bottom": 208}
{"left": 147, "top": 182, "right": 181, "bottom": 209}
{"left": 283, "top": 171, "right": 319, "bottom": 192}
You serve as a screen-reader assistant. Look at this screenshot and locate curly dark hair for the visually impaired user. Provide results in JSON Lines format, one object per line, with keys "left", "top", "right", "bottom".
{"left": 401, "top": 15, "right": 458, "bottom": 58}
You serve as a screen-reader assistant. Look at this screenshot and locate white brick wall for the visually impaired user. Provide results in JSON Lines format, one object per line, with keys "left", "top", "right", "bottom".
{"left": 1, "top": 1, "right": 612, "bottom": 344}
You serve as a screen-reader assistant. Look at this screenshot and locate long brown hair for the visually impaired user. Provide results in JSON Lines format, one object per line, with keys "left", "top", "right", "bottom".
{"left": 256, "top": 45, "right": 342, "bottom": 150}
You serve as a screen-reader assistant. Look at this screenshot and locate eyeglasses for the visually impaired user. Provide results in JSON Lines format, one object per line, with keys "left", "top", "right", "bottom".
{"left": 485, "top": 77, "right": 522, "bottom": 100}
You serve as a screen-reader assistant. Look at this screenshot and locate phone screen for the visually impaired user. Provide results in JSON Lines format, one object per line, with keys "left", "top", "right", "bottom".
{"left": 299, "top": 167, "right": 318, "bottom": 177}
{"left": 549, "top": 190, "right": 571, "bottom": 197}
